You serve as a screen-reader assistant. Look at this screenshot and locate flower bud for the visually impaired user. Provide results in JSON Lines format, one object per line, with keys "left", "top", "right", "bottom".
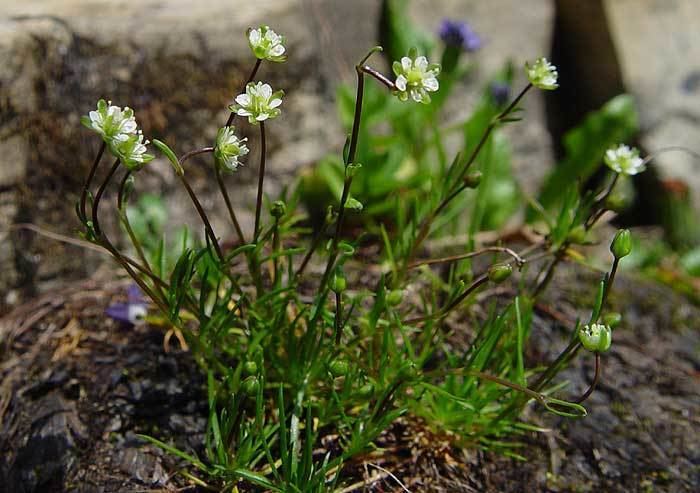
{"left": 357, "top": 382, "right": 375, "bottom": 398}
{"left": 463, "top": 171, "right": 482, "bottom": 189}
{"left": 386, "top": 289, "right": 403, "bottom": 306}
{"left": 243, "top": 361, "right": 258, "bottom": 375}
{"left": 488, "top": 263, "right": 513, "bottom": 284}
{"left": 328, "top": 359, "right": 349, "bottom": 377}
{"left": 398, "top": 361, "right": 419, "bottom": 381}
{"left": 241, "top": 376, "right": 260, "bottom": 396}
{"left": 610, "top": 229, "right": 632, "bottom": 259}
{"left": 271, "top": 200, "right": 286, "bottom": 219}
{"left": 579, "top": 323, "right": 612, "bottom": 353}
{"left": 330, "top": 267, "right": 347, "bottom": 293}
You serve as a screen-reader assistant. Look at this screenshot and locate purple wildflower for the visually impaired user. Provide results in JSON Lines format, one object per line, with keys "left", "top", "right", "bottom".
{"left": 438, "top": 19, "right": 481, "bottom": 52}
{"left": 106, "top": 284, "right": 147, "bottom": 325}
{"left": 490, "top": 82, "right": 511, "bottom": 106}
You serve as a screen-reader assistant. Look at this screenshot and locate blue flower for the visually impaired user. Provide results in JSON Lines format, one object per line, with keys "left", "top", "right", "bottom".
{"left": 438, "top": 19, "right": 481, "bottom": 52}
{"left": 490, "top": 82, "right": 510, "bottom": 106}
{"left": 106, "top": 284, "right": 147, "bottom": 325}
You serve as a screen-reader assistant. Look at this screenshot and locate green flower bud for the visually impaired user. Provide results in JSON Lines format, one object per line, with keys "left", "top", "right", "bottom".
{"left": 271, "top": 200, "right": 286, "bottom": 219}
{"left": 330, "top": 267, "right": 347, "bottom": 293}
{"left": 579, "top": 323, "right": 612, "bottom": 353}
{"left": 243, "top": 361, "right": 258, "bottom": 375}
{"left": 602, "top": 312, "right": 622, "bottom": 329}
{"left": 567, "top": 225, "right": 587, "bottom": 244}
{"left": 610, "top": 229, "right": 632, "bottom": 259}
{"left": 463, "top": 171, "right": 482, "bottom": 189}
{"left": 357, "top": 382, "right": 375, "bottom": 398}
{"left": 328, "top": 359, "right": 350, "bottom": 377}
{"left": 398, "top": 361, "right": 419, "bottom": 381}
{"left": 386, "top": 289, "right": 404, "bottom": 306}
{"left": 488, "top": 263, "right": 513, "bottom": 284}
{"left": 241, "top": 376, "right": 260, "bottom": 395}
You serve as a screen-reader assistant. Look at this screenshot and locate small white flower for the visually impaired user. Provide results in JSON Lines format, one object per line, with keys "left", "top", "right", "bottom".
{"left": 579, "top": 323, "right": 612, "bottom": 353}
{"left": 525, "top": 57, "right": 559, "bottom": 90}
{"left": 247, "top": 25, "right": 286, "bottom": 62}
{"left": 604, "top": 144, "right": 646, "bottom": 175}
{"left": 82, "top": 99, "right": 138, "bottom": 141}
{"left": 112, "top": 131, "right": 154, "bottom": 171}
{"left": 230, "top": 82, "right": 284, "bottom": 124}
{"left": 392, "top": 52, "right": 441, "bottom": 104}
{"left": 214, "top": 126, "right": 249, "bottom": 172}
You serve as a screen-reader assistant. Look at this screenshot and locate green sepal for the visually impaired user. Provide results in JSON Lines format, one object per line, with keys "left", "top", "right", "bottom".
{"left": 152, "top": 139, "right": 183, "bottom": 175}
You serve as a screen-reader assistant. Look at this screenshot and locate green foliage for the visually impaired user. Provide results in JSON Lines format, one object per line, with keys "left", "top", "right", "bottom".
{"left": 535, "top": 94, "right": 639, "bottom": 217}
{"left": 77, "top": 8, "right": 642, "bottom": 491}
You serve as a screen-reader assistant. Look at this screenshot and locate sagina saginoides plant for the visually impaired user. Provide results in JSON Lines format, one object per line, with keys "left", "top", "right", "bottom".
{"left": 78, "top": 21, "right": 647, "bottom": 491}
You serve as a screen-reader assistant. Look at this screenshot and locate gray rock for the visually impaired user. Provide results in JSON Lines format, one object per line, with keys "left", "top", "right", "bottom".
{"left": 0, "top": 0, "right": 381, "bottom": 300}
{"left": 6, "top": 391, "right": 86, "bottom": 493}
{"left": 605, "top": 0, "right": 700, "bottom": 206}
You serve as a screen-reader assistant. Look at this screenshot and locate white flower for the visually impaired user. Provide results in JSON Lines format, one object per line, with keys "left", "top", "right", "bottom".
{"left": 248, "top": 25, "right": 286, "bottom": 62}
{"left": 392, "top": 53, "right": 441, "bottom": 104}
{"left": 604, "top": 144, "right": 646, "bottom": 175}
{"left": 525, "top": 57, "right": 559, "bottom": 90}
{"left": 214, "top": 126, "right": 249, "bottom": 172}
{"left": 112, "top": 131, "right": 154, "bottom": 171}
{"left": 81, "top": 99, "right": 138, "bottom": 141}
{"left": 230, "top": 82, "right": 284, "bottom": 124}
{"left": 579, "top": 323, "right": 612, "bottom": 353}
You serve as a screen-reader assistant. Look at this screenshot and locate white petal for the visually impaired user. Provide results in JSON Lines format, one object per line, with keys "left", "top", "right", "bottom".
{"left": 270, "top": 44, "right": 285, "bottom": 56}
{"left": 260, "top": 84, "right": 272, "bottom": 99}
{"left": 410, "top": 88, "right": 423, "bottom": 102}
{"left": 423, "top": 76, "right": 439, "bottom": 91}
{"left": 237, "top": 109, "right": 253, "bottom": 116}
{"left": 395, "top": 75, "right": 407, "bottom": 91}
{"left": 249, "top": 29, "right": 261, "bottom": 45}
{"left": 401, "top": 57, "right": 412, "bottom": 72}
{"left": 256, "top": 113, "right": 269, "bottom": 121}
{"left": 235, "top": 94, "right": 251, "bottom": 106}
{"left": 269, "top": 98, "right": 282, "bottom": 108}
{"left": 414, "top": 56, "right": 428, "bottom": 71}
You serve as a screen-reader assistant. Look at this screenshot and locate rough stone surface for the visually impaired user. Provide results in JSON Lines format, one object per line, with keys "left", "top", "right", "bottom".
{"left": 604, "top": 0, "right": 700, "bottom": 206}
{"left": 0, "top": 0, "right": 381, "bottom": 309}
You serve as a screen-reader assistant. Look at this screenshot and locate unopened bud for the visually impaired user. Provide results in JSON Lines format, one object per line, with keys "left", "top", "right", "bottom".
{"left": 387, "top": 289, "right": 403, "bottom": 306}
{"left": 328, "top": 359, "right": 349, "bottom": 377}
{"left": 241, "top": 376, "right": 260, "bottom": 395}
{"left": 330, "top": 267, "right": 346, "bottom": 293}
{"left": 271, "top": 200, "right": 286, "bottom": 218}
{"left": 463, "top": 171, "right": 482, "bottom": 188}
{"left": 610, "top": 229, "right": 632, "bottom": 259}
{"left": 243, "top": 361, "right": 258, "bottom": 375}
{"left": 488, "top": 263, "right": 513, "bottom": 284}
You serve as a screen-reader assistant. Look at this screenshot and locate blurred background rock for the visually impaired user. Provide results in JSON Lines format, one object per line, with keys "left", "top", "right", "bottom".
{"left": 1, "top": 0, "right": 698, "bottom": 313}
